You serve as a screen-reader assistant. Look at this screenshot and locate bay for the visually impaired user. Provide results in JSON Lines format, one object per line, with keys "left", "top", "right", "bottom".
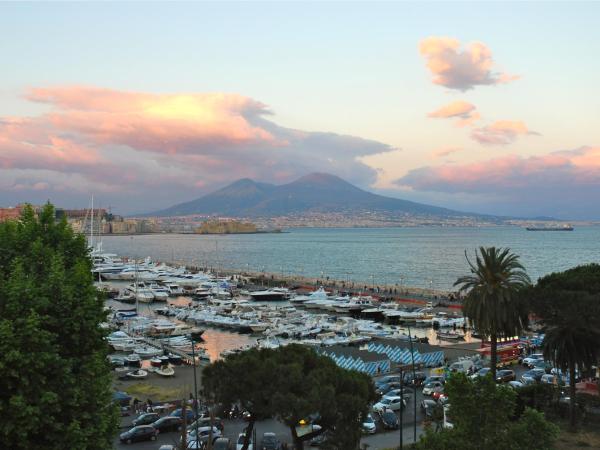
{"left": 99, "top": 226, "right": 600, "bottom": 291}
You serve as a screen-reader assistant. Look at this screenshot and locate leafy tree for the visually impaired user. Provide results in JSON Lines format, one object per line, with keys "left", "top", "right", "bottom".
{"left": 413, "top": 374, "right": 558, "bottom": 450}
{"left": 0, "top": 204, "right": 117, "bottom": 449}
{"left": 454, "top": 247, "right": 530, "bottom": 379}
{"left": 527, "top": 264, "right": 600, "bottom": 429}
{"left": 202, "top": 344, "right": 376, "bottom": 450}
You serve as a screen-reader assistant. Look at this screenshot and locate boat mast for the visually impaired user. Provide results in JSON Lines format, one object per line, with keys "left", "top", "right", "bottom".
{"left": 90, "top": 195, "right": 94, "bottom": 250}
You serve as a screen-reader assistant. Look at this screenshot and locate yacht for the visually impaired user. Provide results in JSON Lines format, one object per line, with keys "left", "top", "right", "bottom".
{"left": 290, "top": 287, "right": 329, "bottom": 304}
{"left": 249, "top": 288, "right": 290, "bottom": 301}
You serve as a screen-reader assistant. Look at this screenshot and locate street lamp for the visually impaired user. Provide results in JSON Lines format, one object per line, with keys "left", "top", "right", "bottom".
{"left": 189, "top": 337, "right": 200, "bottom": 444}
{"left": 407, "top": 325, "right": 417, "bottom": 442}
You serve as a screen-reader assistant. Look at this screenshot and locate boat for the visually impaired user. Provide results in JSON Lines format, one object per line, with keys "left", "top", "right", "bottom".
{"left": 150, "top": 357, "right": 163, "bottom": 368}
{"left": 526, "top": 225, "right": 573, "bottom": 231}
{"left": 133, "top": 345, "right": 162, "bottom": 358}
{"left": 290, "top": 287, "right": 329, "bottom": 304}
{"left": 124, "top": 353, "right": 142, "bottom": 367}
{"left": 127, "top": 369, "right": 148, "bottom": 379}
{"left": 155, "top": 366, "right": 175, "bottom": 377}
{"left": 437, "top": 331, "right": 465, "bottom": 341}
{"left": 249, "top": 288, "right": 290, "bottom": 301}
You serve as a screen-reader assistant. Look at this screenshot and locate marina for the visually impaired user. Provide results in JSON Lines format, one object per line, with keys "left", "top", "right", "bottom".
{"left": 98, "top": 248, "right": 480, "bottom": 380}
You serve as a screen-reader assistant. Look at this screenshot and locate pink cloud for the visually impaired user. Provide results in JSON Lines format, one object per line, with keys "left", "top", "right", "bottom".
{"left": 0, "top": 85, "right": 394, "bottom": 212}
{"left": 419, "top": 37, "right": 518, "bottom": 91}
{"left": 427, "top": 101, "right": 480, "bottom": 127}
{"left": 26, "top": 86, "right": 280, "bottom": 155}
{"left": 471, "top": 120, "right": 539, "bottom": 145}
{"left": 398, "top": 147, "right": 600, "bottom": 194}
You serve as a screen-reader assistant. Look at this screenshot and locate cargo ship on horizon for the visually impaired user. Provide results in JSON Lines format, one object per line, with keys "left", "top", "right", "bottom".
{"left": 525, "top": 224, "right": 574, "bottom": 231}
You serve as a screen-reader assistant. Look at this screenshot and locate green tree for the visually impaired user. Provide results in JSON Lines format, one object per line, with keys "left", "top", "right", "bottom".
{"left": 527, "top": 264, "right": 600, "bottom": 430}
{"left": 454, "top": 247, "right": 530, "bottom": 379}
{"left": 413, "top": 374, "right": 558, "bottom": 450}
{"left": 0, "top": 204, "right": 117, "bottom": 449}
{"left": 202, "top": 344, "right": 376, "bottom": 450}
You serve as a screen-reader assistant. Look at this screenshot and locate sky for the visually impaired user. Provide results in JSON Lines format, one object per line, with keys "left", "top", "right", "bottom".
{"left": 0, "top": 2, "right": 599, "bottom": 218}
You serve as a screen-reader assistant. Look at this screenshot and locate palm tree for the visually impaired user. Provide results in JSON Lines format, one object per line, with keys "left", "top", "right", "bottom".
{"left": 454, "top": 247, "right": 531, "bottom": 380}
{"left": 543, "top": 307, "right": 600, "bottom": 429}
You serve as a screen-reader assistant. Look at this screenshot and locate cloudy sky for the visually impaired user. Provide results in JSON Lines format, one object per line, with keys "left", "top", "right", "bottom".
{"left": 1, "top": 2, "right": 599, "bottom": 218}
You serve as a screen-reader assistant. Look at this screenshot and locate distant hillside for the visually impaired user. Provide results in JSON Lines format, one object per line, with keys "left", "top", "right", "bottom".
{"left": 149, "top": 173, "right": 488, "bottom": 220}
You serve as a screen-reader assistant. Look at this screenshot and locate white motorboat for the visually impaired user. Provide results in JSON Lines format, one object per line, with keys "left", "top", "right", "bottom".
{"left": 437, "top": 331, "right": 465, "bottom": 341}
{"left": 432, "top": 314, "right": 465, "bottom": 328}
{"left": 127, "top": 369, "right": 148, "bottom": 379}
{"left": 135, "top": 288, "right": 155, "bottom": 303}
{"left": 133, "top": 345, "right": 162, "bottom": 358}
{"left": 249, "top": 320, "right": 269, "bottom": 333}
{"left": 155, "top": 366, "right": 175, "bottom": 377}
{"left": 290, "top": 287, "right": 329, "bottom": 304}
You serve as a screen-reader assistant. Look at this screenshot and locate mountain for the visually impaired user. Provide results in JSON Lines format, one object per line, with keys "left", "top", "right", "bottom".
{"left": 149, "top": 172, "right": 485, "bottom": 220}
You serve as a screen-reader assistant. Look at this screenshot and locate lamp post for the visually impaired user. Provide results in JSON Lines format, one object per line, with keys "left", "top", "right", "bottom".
{"left": 190, "top": 337, "right": 199, "bottom": 444}
{"left": 399, "top": 365, "right": 404, "bottom": 449}
{"left": 407, "top": 324, "right": 417, "bottom": 442}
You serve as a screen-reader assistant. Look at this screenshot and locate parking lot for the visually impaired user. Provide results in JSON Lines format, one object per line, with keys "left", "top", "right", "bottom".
{"left": 113, "top": 364, "right": 538, "bottom": 450}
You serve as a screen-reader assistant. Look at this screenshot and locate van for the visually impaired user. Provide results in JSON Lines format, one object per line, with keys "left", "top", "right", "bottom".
{"left": 449, "top": 358, "right": 474, "bottom": 374}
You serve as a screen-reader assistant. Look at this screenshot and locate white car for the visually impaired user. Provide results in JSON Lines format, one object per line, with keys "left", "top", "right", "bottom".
{"left": 383, "top": 388, "right": 412, "bottom": 401}
{"left": 422, "top": 381, "right": 444, "bottom": 396}
{"left": 236, "top": 432, "right": 254, "bottom": 450}
{"left": 362, "top": 413, "right": 377, "bottom": 434}
{"left": 186, "top": 426, "right": 221, "bottom": 448}
{"left": 522, "top": 353, "right": 544, "bottom": 367}
{"left": 373, "top": 396, "right": 404, "bottom": 414}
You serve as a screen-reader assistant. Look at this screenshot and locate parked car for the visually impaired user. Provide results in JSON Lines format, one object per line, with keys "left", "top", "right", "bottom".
{"left": 522, "top": 353, "right": 544, "bottom": 368}
{"left": 361, "top": 413, "right": 376, "bottom": 434}
{"left": 376, "top": 382, "right": 402, "bottom": 395}
{"left": 496, "top": 370, "right": 516, "bottom": 383}
{"left": 449, "top": 359, "right": 475, "bottom": 374}
{"left": 152, "top": 416, "right": 183, "bottom": 433}
{"left": 422, "top": 381, "right": 444, "bottom": 396}
{"left": 470, "top": 367, "right": 491, "bottom": 379}
{"left": 309, "top": 432, "right": 328, "bottom": 447}
{"left": 260, "top": 432, "right": 281, "bottom": 450}
{"left": 508, "top": 381, "right": 525, "bottom": 389}
{"left": 236, "top": 432, "right": 254, "bottom": 450}
{"left": 375, "top": 375, "right": 401, "bottom": 387}
{"left": 403, "top": 371, "right": 427, "bottom": 386}
{"left": 382, "top": 388, "right": 412, "bottom": 402}
{"left": 423, "top": 375, "right": 446, "bottom": 385}
{"left": 540, "top": 374, "right": 557, "bottom": 385}
{"left": 420, "top": 399, "right": 438, "bottom": 419}
{"left": 213, "top": 437, "right": 232, "bottom": 450}
{"left": 380, "top": 410, "right": 399, "bottom": 429}
{"left": 531, "top": 359, "right": 553, "bottom": 373}
{"left": 171, "top": 408, "right": 196, "bottom": 423}
{"left": 521, "top": 369, "right": 546, "bottom": 384}
{"left": 187, "top": 426, "right": 222, "bottom": 445}
{"left": 432, "top": 391, "right": 446, "bottom": 401}
{"left": 119, "top": 425, "right": 158, "bottom": 444}
{"left": 188, "top": 416, "right": 225, "bottom": 432}
{"left": 373, "top": 396, "right": 405, "bottom": 413}
{"left": 132, "top": 412, "right": 160, "bottom": 427}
